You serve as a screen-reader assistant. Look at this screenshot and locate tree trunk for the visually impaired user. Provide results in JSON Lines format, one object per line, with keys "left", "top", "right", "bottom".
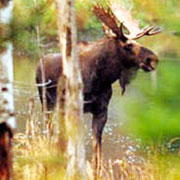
{"left": 0, "top": 1, "right": 15, "bottom": 179}
{"left": 0, "top": 123, "right": 13, "bottom": 180}
{"left": 0, "top": 44, "right": 15, "bottom": 180}
{"left": 56, "top": 0, "right": 86, "bottom": 179}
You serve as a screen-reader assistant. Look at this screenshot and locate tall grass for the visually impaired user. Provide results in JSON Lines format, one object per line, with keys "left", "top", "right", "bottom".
{"left": 12, "top": 97, "right": 180, "bottom": 180}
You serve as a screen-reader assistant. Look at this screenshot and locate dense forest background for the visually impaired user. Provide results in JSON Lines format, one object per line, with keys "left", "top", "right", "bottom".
{"left": 11, "top": 0, "right": 180, "bottom": 57}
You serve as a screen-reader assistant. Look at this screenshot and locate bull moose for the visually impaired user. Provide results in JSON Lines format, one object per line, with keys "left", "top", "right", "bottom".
{"left": 36, "top": 4, "right": 162, "bottom": 172}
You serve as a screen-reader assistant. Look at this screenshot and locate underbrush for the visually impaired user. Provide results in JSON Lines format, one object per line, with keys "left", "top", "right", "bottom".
{"left": 12, "top": 98, "right": 180, "bottom": 180}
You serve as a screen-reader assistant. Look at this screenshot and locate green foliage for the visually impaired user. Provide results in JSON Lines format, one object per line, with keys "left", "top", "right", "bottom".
{"left": 124, "top": 59, "right": 180, "bottom": 145}
{"left": 75, "top": 0, "right": 103, "bottom": 41}
{"left": 133, "top": 0, "right": 180, "bottom": 31}
{"left": 11, "top": 0, "right": 58, "bottom": 56}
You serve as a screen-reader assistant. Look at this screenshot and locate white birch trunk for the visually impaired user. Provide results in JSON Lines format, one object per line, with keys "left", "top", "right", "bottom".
{"left": 56, "top": 0, "right": 86, "bottom": 178}
{"left": 0, "top": 43, "right": 15, "bottom": 129}
{"left": 0, "top": 1, "right": 15, "bottom": 179}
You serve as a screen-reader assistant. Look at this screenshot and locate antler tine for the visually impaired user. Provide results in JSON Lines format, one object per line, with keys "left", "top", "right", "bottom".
{"left": 131, "top": 26, "right": 154, "bottom": 39}
{"left": 132, "top": 26, "right": 163, "bottom": 40}
{"left": 118, "top": 22, "right": 128, "bottom": 41}
{"left": 102, "top": 23, "right": 116, "bottom": 37}
{"left": 93, "top": 4, "right": 119, "bottom": 34}
{"left": 148, "top": 26, "right": 163, "bottom": 35}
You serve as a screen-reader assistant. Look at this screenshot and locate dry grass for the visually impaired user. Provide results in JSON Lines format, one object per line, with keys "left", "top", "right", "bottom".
{"left": 12, "top": 98, "right": 180, "bottom": 180}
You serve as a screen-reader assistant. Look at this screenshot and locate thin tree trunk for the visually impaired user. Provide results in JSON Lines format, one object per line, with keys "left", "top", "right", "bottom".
{"left": 56, "top": 0, "right": 86, "bottom": 178}
{"left": 33, "top": 0, "right": 49, "bottom": 134}
{"left": 0, "top": 1, "right": 15, "bottom": 179}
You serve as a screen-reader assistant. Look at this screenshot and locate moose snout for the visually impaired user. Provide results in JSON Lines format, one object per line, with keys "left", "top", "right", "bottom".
{"left": 140, "top": 55, "right": 158, "bottom": 72}
{"left": 149, "top": 55, "right": 158, "bottom": 70}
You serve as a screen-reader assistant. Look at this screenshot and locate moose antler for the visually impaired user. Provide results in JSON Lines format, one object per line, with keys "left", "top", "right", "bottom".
{"left": 93, "top": 3, "right": 162, "bottom": 40}
{"left": 110, "top": 3, "right": 162, "bottom": 40}
{"left": 93, "top": 4, "right": 127, "bottom": 41}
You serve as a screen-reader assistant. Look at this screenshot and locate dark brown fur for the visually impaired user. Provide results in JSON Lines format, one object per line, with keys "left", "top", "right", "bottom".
{"left": 36, "top": 36, "right": 158, "bottom": 165}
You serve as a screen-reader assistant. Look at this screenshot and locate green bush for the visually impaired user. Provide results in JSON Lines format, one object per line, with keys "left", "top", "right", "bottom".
{"left": 125, "top": 58, "right": 180, "bottom": 145}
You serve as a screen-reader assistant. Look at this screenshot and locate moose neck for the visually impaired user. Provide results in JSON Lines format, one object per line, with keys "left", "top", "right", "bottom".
{"left": 81, "top": 37, "right": 124, "bottom": 84}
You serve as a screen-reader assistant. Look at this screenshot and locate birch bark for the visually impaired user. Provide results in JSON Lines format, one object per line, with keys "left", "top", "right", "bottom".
{"left": 0, "top": 1, "right": 15, "bottom": 179}
{"left": 56, "top": 0, "right": 86, "bottom": 178}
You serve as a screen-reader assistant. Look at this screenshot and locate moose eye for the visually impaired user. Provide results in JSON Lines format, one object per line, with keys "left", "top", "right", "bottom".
{"left": 145, "top": 57, "right": 152, "bottom": 64}
{"left": 124, "top": 44, "right": 133, "bottom": 51}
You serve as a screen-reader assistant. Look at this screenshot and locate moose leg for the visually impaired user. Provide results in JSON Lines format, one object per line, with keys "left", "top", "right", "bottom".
{"left": 92, "top": 110, "right": 107, "bottom": 177}
{"left": 91, "top": 86, "right": 112, "bottom": 178}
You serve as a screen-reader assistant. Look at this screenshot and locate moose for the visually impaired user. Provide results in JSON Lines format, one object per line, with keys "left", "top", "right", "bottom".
{"left": 36, "top": 4, "right": 162, "bottom": 172}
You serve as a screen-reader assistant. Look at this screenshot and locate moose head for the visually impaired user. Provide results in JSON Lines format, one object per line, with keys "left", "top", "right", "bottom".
{"left": 93, "top": 4, "right": 162, "bottom": 94}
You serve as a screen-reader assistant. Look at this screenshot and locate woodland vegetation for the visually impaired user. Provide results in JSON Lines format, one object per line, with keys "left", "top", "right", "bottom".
{"left": 0, "top": 0, "right": 180, "bottom": 179}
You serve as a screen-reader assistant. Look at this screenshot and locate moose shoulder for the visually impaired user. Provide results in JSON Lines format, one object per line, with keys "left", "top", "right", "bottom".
{"left": 36, "top": 4, "right": 161, "bottom": 172}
